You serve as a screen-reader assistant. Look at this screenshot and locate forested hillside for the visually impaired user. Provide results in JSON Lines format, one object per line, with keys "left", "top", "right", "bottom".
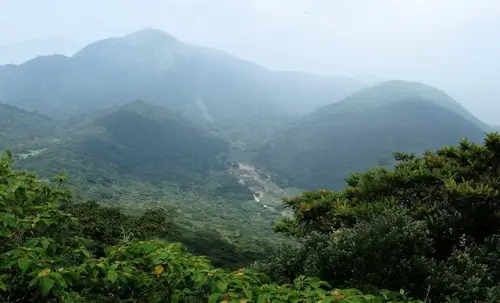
{"left": 256, "top": 81, "right": 488, "bottom": 190}
{"left": 4, "top": 133, "right": 500, "bottom": 301}
{"left": 0, "top": 103, "right": 64, "bottom": 151}
{"left": 11, "top": 101, "right": 285, "bottom": 269}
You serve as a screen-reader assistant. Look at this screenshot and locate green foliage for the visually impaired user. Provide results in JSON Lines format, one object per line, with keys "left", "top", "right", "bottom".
{"left": 261, "top": 133, "right": 500, "bottom": 302}
{"left": 0, "top": 103, "right": 64, "bottom": 152}
{"left": 73, "top": 101, "right": 228, "bottom": 185}
{"left": 0, "top": 151, "right": 415, "bottom": 302}
{"left": 10, "top": 100, "right": 284, "bottom": 268}
{"left": 63, "top": 200, "right": 265, "bottom": 269}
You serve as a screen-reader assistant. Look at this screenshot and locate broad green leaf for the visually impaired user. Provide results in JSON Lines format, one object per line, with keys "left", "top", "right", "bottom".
{"left": 41, "top": 238, "right": 50, "bottom": 250}
{"left": 208, "top": 293, "right": 221, "bottom": 303}
{"left": 39, "top": 277, "right": 55, "bottom": 296}
{"left": 243, "top": 287, "right": 253, "bottom": 300}
{"left": 194, "top": 275, "right": 208, "bottom": 289}
{"left": 18, "top": 258, "right": 30, "bottom": 274}
{"left": 0, "top": 259, "right": 16, "bottom": 270}
{"left": 217, "top": 280, "right": 228, "bottom": 291}
{"left": 50, "top": 272, "right": 67, "bottom": 288}
{"left": 107, "top": 271, "right": 118, "bottom": 283}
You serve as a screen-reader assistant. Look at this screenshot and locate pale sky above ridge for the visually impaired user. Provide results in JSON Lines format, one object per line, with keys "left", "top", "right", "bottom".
{"left": 1, "top": 0, "right": 499, "bottom": 123}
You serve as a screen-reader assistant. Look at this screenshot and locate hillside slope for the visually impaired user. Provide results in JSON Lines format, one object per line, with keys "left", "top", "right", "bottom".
{"left": 0, "top": 28, "right": 364, "bottom": 144}
{"left": 15, "top": 101, "right": 285, "bottom": 264}
{"left": 309, "top": 80, "right": 490, "bottom": 130}
{"left": 0, "top": 103, "right": 64, "bottom": 151}
{"left": 256, "top": 81, "right": 487, "bottom": 190}
{"left": 19, "top": 101, "right": 229, "bottom": 187}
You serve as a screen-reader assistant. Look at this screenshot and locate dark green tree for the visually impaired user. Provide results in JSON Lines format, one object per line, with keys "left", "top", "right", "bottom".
{"left": 259, "top": 133, "right": 500, "bottom": 302}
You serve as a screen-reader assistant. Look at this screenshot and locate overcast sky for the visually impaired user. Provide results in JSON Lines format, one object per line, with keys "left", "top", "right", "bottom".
{"left": 1, "top": 0, "right": 499, "bottom": 123}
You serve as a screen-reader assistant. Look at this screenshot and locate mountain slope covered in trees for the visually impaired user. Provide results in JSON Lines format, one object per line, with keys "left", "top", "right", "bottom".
{"left": 4, "top": 133, "right": 500, "bottom": 301}
{"left": 12, "top": 101, "right": 285, "bottom": 268}
{"left": 0, "top": 103, "right": 64, "bottom": 151}
{"left": 0, "top": 28, "right": 364, "bottom": 144}
{"left": 19, "top": 100, "right": 229, "bottom": 186}
{"left": 256, "top": 81, "right": 488, "bottom": 190}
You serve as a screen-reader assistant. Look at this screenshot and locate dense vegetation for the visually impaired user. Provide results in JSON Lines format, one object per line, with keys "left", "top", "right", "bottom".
{"left": 0, "top": 151, "right": 417, "bottom": 302}
{"left": 256, "top": 81, "right": 488, "bottom": 190}
{"left": 255, "top": 132, "right": 500, "bottom": 302}
{"left": 11, "top": 101, "right": 283, "bottom": 269}
{"left": 70, "top": 101, "right": 228, "bottom": 185}
{"left": 0, "top": 103, "right": 63, "bottom": 151}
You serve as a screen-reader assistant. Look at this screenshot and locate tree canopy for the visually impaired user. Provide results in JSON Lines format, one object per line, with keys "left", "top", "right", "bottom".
{"left": 257, "top": 132, "right": 500, "bottom": 302}
{"left": 0, "top": 150, "right": 417, "bottom": 302}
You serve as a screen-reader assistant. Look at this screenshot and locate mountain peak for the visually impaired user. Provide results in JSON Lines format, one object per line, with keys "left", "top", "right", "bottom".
{"left": 122, "top": 28, "right": 180, "bottom": 46}
{"left": 376, "top": 80, "right": 446, "bottom": 93}
{"left": 313, "top": 80, "right": 487, "bottom": 130}
{"left": 74, "top": 28, "right": 183, "bottom": 59}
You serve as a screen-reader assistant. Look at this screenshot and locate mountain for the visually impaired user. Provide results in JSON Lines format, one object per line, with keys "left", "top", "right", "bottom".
{"left": 18, "top": 101, "right": 229, "bottom": 187}
{"left": 0, "top": 28, "right": 364, "bottom": 143}
{"left": 0, "top": 103, "right": 64, "bottom": 151}
{"left": 308, "top": 80, "right": 490, "bottom": 129}
{"left": 255, "top": 81, "right": 488, "bottom": 190}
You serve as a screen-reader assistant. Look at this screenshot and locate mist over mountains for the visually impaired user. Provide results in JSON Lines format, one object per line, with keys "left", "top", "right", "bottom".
{"left": 0, "top": 29, "right": 364, "bottom": 144}
{"left": 0, "top": 28, "right": 492, "bottom": 192}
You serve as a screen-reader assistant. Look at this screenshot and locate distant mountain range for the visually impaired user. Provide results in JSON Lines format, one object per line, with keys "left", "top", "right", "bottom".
{"left": 0, "top": 29, "right": 494, "bottom": 194}
{"left": 255, "top": 80, "right": 489, "bottom": 190}
{"left": 0, "top": 29, "right": 364, "bottom": 144}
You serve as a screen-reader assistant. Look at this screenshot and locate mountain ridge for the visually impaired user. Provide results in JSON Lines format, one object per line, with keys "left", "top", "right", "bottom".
{"left": 308, "top": 80, "right": 489, "bottom": 130}
{"left": 16, "top": 101, "right": 229, "bottom": 189}
{"left": 255, "top": 81, "right": 487, "bottom": 190}
{"left": 0, "top": 28, "right": 365, "bottom": 144}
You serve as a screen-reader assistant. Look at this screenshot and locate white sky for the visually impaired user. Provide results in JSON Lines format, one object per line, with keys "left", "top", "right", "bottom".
{"left": 1, "top": 0, "right": 499, "bottom": 123}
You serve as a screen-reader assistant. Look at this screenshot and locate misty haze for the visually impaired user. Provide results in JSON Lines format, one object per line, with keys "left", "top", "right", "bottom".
{"left": 1, "top": 1, "right": 500, "bottom": 302}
